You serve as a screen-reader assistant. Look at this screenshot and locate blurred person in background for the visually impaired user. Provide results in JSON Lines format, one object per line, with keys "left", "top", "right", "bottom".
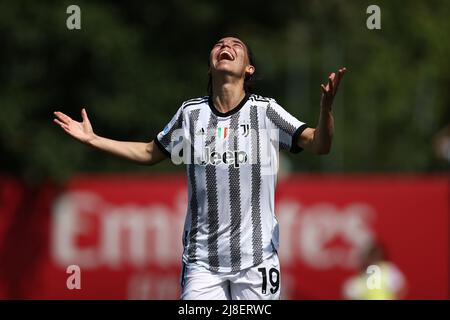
{"left": 53, "top": 36, "right": 346, "bottom": 300}
{"left": 342, "top": 242, "right": 407, "bottom": 300}
{"left": 433, "top": 124, "right": 450, "bottom": 165}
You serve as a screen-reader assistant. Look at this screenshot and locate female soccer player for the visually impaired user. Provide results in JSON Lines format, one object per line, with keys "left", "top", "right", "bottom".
{"left": 54, "top": 36, "right": 346, "bottom": 300}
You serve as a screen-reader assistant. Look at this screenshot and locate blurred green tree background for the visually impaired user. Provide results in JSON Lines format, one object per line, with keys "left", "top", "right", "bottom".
{"left": 0, "top": 0, "right": 449, "bottom": 182}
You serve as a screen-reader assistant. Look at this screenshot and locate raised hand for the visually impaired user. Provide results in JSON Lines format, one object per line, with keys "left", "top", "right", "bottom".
{"left": 53, "top": 108, "right": 96, "bottom": 144}
{"left": 321, "top": 67, "right": 347, "bottom": 110}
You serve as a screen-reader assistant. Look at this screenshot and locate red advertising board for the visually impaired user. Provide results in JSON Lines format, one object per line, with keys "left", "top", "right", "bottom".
{"left": 276, "top": 175, "right": 449, "bottom": 299}
{"left": 0, "top": 174, "right": 448, "bottom": 299}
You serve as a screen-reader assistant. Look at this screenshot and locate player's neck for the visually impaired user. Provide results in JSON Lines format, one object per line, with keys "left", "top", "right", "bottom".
{"left": 211, "top": 79, "right": 246, "bottom": 114}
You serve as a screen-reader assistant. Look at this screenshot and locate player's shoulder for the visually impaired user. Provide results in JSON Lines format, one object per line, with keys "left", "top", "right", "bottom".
{"left": 249, "top": 94, "right": 278, "bottom": 107}
{"left": 181, "top": 96, "right": 209, "bottom": 111}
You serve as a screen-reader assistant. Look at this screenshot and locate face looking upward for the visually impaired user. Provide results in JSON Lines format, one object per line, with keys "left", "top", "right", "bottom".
{"left": 209, "top": 37, "right": 255, "bottom": 83}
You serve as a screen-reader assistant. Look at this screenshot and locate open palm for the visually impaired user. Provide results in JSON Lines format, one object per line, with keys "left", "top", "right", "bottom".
{"left": 53, "top": 108, "right": 96, "bottom": 144}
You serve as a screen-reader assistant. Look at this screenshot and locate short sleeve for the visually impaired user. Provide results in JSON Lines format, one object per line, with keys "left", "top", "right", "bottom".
{"left": 154, "top": 106, "right": 184, "bottom": 157}
{"left": 266, "top": 101, "right": 309, "bottom": 153}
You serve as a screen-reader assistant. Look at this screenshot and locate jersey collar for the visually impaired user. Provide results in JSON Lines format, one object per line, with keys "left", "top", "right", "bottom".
{"left": 208, "top": 93, "right": 250, "bottom": 117}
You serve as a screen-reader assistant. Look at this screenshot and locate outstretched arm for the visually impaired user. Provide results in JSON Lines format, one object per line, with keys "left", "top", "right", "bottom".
{"left": 53, "top": 108, "right": 167, "bottom": 165}
{"left": 298, "top": 67, "right": 346, "bottom": 155}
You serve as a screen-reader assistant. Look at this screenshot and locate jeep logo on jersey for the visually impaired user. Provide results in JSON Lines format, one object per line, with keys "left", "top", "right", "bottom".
{"left": 169, "top": 127, "right": 281, "bottom": 175}
{"left": 197, "top": 147, "right": 248, "bottom": 167}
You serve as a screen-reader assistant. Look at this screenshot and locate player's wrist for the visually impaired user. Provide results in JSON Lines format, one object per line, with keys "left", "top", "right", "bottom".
{"left": 320, "top": 104, "right": 333, "bottom": 112}
{"left": 84, "top": 133, "right": 99, "bottom": 146}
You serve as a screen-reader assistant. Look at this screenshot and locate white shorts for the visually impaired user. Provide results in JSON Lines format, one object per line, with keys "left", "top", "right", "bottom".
{"left": 180, "top": 253, "right": 281, "bottom": 300}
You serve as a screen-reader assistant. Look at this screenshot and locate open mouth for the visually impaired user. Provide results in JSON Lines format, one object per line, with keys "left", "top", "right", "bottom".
{"left": 218, "top": 50, "right": 235, "bottom": 62}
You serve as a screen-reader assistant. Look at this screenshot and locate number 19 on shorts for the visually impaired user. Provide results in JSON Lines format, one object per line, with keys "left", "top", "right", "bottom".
{"left": 258, "top": 267, "right": 280, "bottom": 294}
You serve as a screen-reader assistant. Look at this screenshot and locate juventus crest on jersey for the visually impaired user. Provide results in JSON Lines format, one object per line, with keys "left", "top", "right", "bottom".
{"left": 155, "top": 93, "right": 308, "bottom": 272}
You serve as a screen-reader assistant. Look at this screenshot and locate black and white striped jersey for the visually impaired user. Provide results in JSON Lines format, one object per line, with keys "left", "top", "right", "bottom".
{"left": 155, "top": 93, "right": 308, "bottom": 272}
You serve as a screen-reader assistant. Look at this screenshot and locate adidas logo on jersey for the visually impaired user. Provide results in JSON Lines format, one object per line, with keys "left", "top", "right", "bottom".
{"left": 197, "top": 147, "right": 248, "bottom": 167}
